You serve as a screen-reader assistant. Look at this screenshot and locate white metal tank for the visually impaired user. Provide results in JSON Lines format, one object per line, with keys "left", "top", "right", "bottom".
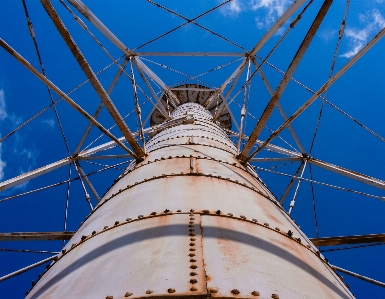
{"left": 26, "top": 102, "right": 354, "bottom": 299}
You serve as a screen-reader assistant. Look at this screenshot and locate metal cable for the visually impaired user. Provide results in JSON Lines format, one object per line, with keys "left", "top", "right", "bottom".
{"left": 320, "top": 243, "right": 385, "bottom": 252}
{"left": 309, "top": 164, "right": 319, "bottom": 238}
{"left": 62, "top": 163, "right": 71, "bottom": 248}
{"left": 0, "top": 248, "right": 59, "bottom": 254}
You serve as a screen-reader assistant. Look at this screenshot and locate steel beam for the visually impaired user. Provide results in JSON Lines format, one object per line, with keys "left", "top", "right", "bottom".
{"left": 0, "top": 232, "right": 74, "bottom": 242}
{"left": 333, "top": 265, "right": 385, "bottom": 288}
{"left": 307, "top": 157, "right": 385, "bottom": 191}
{"left": 41, "top": 0, "right": 145, "bottom": 160}
{"left": 0, "top": 39, "right": 135, "bottom": 158}
{"left": 310, "top": 233, "right": 385, "bottom": 247}
{"left": 75, "top": 161, "right": 101, "bottom": 202}
{"left": 247, "top": 25, "right": 385, "bottom": 160}
{"left": 239, "top": 0, "right": 333, "bottom": 162}
{"left": 67, "top": 0, "right": 135, "bottom": 56}
{"left": 0, "top": 256, "right": 56, "bottom": 283}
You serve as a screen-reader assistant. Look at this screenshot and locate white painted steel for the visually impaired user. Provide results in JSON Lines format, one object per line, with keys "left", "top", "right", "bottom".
{"left": 27, "top": 103, "right": 354, "bottom": 298}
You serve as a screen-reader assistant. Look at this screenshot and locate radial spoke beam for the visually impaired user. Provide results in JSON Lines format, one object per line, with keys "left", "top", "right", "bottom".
{"left": 310, "top": 233, "right": 385, "bottom": 247}
{"left": 247, "top": 25, "right": 385, "bottom": 160}
{"left": 239, "top": 0, "right": 332, "bottom": 162}
{"left": 67, "top": 0, "right": 135, "bottom": 56}
{"left": 0, "top": 39, "right": 135, "bottom": 159}
{"left": 0, "top": 255, "right": 56, "bottom": 283}
{"left": 307, "top": 157, "right": 385, "bottom": 191}
{"left": 0, "top": 232, "right": 74, "bottom": 241}
{"left": 41, "top": 0, "right": 145, "bottom": 160}
{"left": 332, "top": 265, "right": 385, "bottom": 288}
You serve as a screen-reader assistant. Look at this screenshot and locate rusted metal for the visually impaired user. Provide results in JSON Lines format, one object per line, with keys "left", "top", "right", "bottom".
{"left": 310, "top": 233, "right": 385, "bottom": 247}
{"left": 41, "top": 0, "right": 145, "bottom": 160}
{"left": 239, "top": 0, "right": 333, "bottom": 163}
{"left": 0, "top": 232, "right": 74, "bottom": 242}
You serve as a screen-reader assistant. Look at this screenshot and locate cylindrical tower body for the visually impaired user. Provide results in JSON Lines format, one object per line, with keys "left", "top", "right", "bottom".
{"left": 27, "top": 103, "right": 354, "bottom": 299}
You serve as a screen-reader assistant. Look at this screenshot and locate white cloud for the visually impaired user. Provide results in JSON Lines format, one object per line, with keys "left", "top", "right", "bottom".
{"left": 252, "top": 0, "right": 290, "bottom": 29}
{"left": 341, "top": 9, "right": 385, "bottom": 58}
{"left": 43, "top": 118, "right": 55, "bottom": 129}
{"left": 319, "top": 29, "right": 338, "bottom": 43}
{"left": 0, "top": 142, "right": 6, "bottom": 181}
{"left": 221, "top": 0, "right": 242, "bottom": 16}
{"left": 0, "top": 89, "right": 7, "bottom": 121}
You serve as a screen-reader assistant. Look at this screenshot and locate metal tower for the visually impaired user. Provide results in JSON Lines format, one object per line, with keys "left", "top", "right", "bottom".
{"left": 1, "top": 0, "right": 385, "bottom": 298}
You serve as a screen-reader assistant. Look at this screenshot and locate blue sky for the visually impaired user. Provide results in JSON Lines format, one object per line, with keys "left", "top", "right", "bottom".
{"left": 0, "top": 0, "right": 385, "bottom": 298}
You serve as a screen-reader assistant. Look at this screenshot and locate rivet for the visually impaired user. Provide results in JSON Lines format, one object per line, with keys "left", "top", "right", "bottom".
{"left": 275, "top": 227, "right": 280, "bottom": 231}
{"left": 296, "top": 238, "right": 301, "bottom": 243}
{"left": 203, "top": 209, "right": 209, "bottom": 213}
{"left": 190, "top": 287, "right": 197, "bottom": 291}
{"left": 306, "top": 245, "right": 311, "bottom": 248}
{"left": 71, "top": 244, "right": 76, "bottom": 248}
{"left": 190, "top": 265, "right": 197, "bottom": 269}
{"left": 126, "top": 218, "right": 132, "bottom": 221}
{"left": 92, "top": 231, "right": 96, "bottom": 235}
{"left": 138, "top": 215, "right": 144, "bottom": 218}
{"left": 190, "top": 209, "right": 194, "bottom": 212}
{"left": 190, "top": 238, "right": 196, "bottom": 241}
{"left": 190, "top": 279, "right": 198, "bottom": 284}
{"left": 228, "top": 213, "right": 233, "bottom": 216}
{"left": 190, "top": 217, "right": 195, "bottom": 220}
{"left": 189, "top": 253, "right": 195, "bottom": 257}
{"left": 252, "top": 218, "right": 258, "bottom": 222}
{"left": 104, "top": 226, "right": 108, "bottom": 230}
{"left": 252, "top": 291, "right": 260, "bottom": 296}
{"left": 177, "top": 210, "right": 182, "bottom": 212}
{"left": 189, "top": 248, "right": 196, "bottom": 251}
{"left": 189, "top": 221, "right": 194, "bottom": 224}
{"left": 31, "top": 280, "right": 35, "bottom": 287}
{"left": 81, "top": 235, "right": 87, "bottom": 241}
{"left": 240, "top": 215, "right": 246, "bottom": 219}
{"left": 210, "top": 288, "right": 218, "bottom": 293}
{"left": 189, "top": 243, "right": 195, "bottom": 246}
{"left": 124, "top": 292, "right": 133, "bottom": 297}
{"left": 264, "top": 223, "right": 269, "bottom": 227}
{"left": 115, "top": 221, "right": 120, "bottom": 225}
{"left": 168, "top": 288, "right": 176, "bottom": 293}
{"left": 216, "top": 210, "right": 221, "bottom": 215}
{"left": 189, "top": 233, "right": 195, "bottom": 236}
{"left": 190, "top": 272, "right": 197, "bottom": 276}
{"left": 61, "top": 249, "right": 66, "bottom": 254}
{"left": 150, "top": 212, "right": 157, "bottom": 215}
{"left": 271, "top": 294, "right": 279, "bottom": 299}
{"left": 106, "top": 296, "right": 113, "bottom": 299}
{"left": 164, "top": 209, "right": 170, "bottom": 213}
{"left": 146, "top": 290, "right": 153, "bottom": 294}
{"left": 287, "top": 230, "right": 293, "bottom": 237}
{"left": 231, "top": 289, "right": 240, "bottom": 295}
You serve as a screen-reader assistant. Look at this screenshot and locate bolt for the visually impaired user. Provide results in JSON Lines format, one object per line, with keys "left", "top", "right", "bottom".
{"left": 124, "top": 292, "right": 133, "bottom": 297}
{"left": 190, "top": 272, "right": 197, "bottom": 276}
{"left": 263, "top": 223, "right": 269, "bottom": 227}
{"left": 168, "top": 288, "right": 176, "bottom": 293}
{"left": 271, "top": 294, "right": 279, "bottom": 299}
{"left": 126, "top": 218, "right": 132, "bottom": 221}
{"left": 31, "top": 280, "right": 35, "bottom": 287}
{"left": 138, "top": 215, "right": 144, "bottom": 218}
{"left": 190, "top": 209, "right": 195, "bottom": 212}
{"left": 287, "top": 230, "right": 293, "bottom": 237}
{"left": 164, "top": 209, "right": 170, "bottom": 213}
{"left": 190, "top": 238, "right": 196, "bottom": 241}
{"left": 189, "top": 248, "right": 196, "bottom": 251}
{"left": 190, "top": 217, "right": 195, "bottom": 220}
{"left": 190, "top": 279, "right": 198, "bottom": 284}
{"left": 189, "top": 233, "right": 195, "bottom": 236}
{"left": 190, "top": 259, "right": 196, "bottom": 262}
{"left": 177, "top": 210, "right": 182, "bottom": 212}
{"left": 92, "top": 231, "right": 96, "bottom": 235}
{"left": 150, "top": 212, "right": 157, "bottom": 215}
{"left": 251, "top": 291, "right": 260, "bottom": 296}
{"left": 275, "top": 227, "right": 280, "bottom": 231}
{"left": 231, "top": 289, "right": 240, "bottom": 295}
{"left": 61, "top": 249, "right": 66, "bottom": 254}
{"left": 189, "top": 253, "right": 195, "bottom": 257}
{"left": 240, "top": 215, "right": 246, "bottom": 219}
{"left": 296, "top": 238, "right": 301, "bottom": 243}
{"left": 189, "top": 243, "right": 195, "bottom": 246}
{"left": 189, "top": 221, "right": 194, "bottom": 224}
{"left": 228, "top": 213, "right": 233, "bottom": 217}
{"left": 190, "top": 265, "right": 197, "bottom": 269}
{"left": 115, "top": 221, "right": 120, "bottom": 225}
{"left": 203, "top": 210, "right": 209, "bottom": 213}
{"left": 210, "top": 288, "right": 219, "bottom": 293}
{"left": 252, "top": 218, "right": 258, "bottom": 222}
{"left": 81, "top": 235, "right": 87, "bottom": 241}
{"left": 104, "top": 226, "right": 109, "bottom": 230}
{"left": 190, "top": 287, "right": 197, "bottom": 291}
{"left": 146, "top": 290, "right": 153, "bottom": 294}
{"left": 106, "top": 296, "right": 113, "bottom": 299}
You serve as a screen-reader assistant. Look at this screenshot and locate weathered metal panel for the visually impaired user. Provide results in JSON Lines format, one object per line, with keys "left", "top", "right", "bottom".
{"left": 26, "top": 214, "right": 206, "bottom": 299}
{"left": 200, "top": 215, "right": 353, "bottom": 299}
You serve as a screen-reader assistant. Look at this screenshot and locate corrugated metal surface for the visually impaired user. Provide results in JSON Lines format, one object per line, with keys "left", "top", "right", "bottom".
{"left": 27, "top": 103, "right": 354, "bottom": 298}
